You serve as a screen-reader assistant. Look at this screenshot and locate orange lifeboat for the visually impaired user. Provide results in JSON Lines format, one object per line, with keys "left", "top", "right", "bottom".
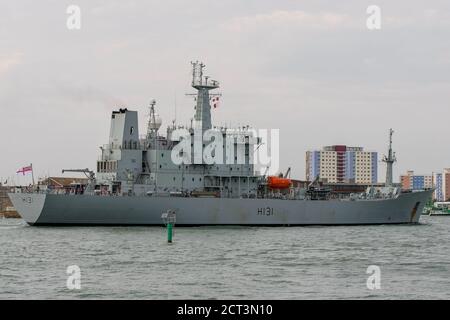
{"left": 267, "top": 176, "right": 292, "bottom": 189}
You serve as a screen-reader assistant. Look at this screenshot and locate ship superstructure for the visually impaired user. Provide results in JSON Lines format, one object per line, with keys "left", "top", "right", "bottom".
{"left": 96, "top": 62, "right": 260, "bottom": 199}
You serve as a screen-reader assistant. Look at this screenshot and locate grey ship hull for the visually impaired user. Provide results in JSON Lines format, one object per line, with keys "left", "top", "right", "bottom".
{"left": 9, "top": 190, "right": 432, "bottom": 226}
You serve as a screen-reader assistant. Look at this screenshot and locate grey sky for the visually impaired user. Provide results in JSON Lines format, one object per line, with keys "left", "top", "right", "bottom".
{"left": 1, "top": 0, "right": 450, "bottom": 184}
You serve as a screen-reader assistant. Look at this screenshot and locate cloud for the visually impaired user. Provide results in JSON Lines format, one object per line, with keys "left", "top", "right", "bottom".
{"left": 222, "top": 7, "right": 450, "bottom": 33}
{"left": 384, "top": 8, "right": 450, "bottom": 28}
{"left": 222, "top": 10, "right": 352, "bottom": 32}
{"left": 0, "top": 53, "right": 23, "bottom": 76}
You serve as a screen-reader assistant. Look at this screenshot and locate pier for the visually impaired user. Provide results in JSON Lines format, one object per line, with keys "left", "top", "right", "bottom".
{"left": 0, "top": 186, "right": 20, "bottom": 218}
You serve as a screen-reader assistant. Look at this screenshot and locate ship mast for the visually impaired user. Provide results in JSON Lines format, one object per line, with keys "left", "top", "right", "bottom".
{"left": 383, "top": 128, "right": 397, "bottom": 187}
{"left": 190, "top": 61, "right": 220, "bottom": 131}
{"left": 147, "top": 99, "right": 159, "bottom": 142}
{"left": 146, "top": 99, "right": 161, "bottom": 191}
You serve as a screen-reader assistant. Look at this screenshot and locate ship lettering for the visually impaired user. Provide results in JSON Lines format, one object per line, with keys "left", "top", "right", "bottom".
{"left": 257, "top": 207, "right": 273, "bottom": 216}
{"left": 21, "top": 197, "right": 32, "bottom": 204}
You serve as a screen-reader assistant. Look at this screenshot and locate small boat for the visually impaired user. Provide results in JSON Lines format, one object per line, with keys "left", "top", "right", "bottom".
{"left": 429, "top": 202, "right": 450, "bottom": 216}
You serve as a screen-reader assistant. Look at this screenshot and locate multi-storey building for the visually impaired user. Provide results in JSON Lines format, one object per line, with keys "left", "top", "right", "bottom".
{"left": 400, "top": 170, "right": 412, "bottom": 190}
{"left": 433, "top": 172, "right": 444, "bottom": 201}
{"left": 401, "top": 169, "right": 450, "bottom": 201}
{"left": 442, "top": 168, "right": 450, "bottom": 201}
{"left": 400, "top": 170, "right": 433, "bottom": 191}
{"left": 306, "top": 145, "right": 378, "bottom": 184}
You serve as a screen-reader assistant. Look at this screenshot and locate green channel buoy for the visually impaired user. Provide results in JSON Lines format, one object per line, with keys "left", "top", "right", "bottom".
{"left": 167, "top": 222, "right": 173, "bottom": 243}
{"left": 162, "top": 209, "right": 176, "bottom": 244}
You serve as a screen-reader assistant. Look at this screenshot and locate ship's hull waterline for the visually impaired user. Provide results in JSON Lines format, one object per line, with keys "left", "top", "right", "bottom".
{"left": 9, "top": 190, "right": 433, "bottom": 226}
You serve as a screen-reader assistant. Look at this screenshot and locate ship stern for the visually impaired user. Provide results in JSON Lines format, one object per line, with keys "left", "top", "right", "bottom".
{"left": 7, "top": 193, "right": 46, "bottom": 225}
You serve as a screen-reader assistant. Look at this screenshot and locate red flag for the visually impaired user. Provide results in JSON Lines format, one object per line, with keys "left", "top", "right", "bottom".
{"left": 211, "top": 97, "right": 220, "bottom": 109}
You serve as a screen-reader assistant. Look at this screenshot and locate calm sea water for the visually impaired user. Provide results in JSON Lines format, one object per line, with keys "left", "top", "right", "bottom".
{"left": 0, "top": 216, "right": 449, "bottom": 299}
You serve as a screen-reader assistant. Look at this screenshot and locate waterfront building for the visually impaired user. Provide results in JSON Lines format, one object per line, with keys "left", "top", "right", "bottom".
{"left": 442, "top": 168, "right": 450, "bottom": 201}
{"left": 305, "top": 145, "right": 378, "bottom": 184}
{"left": 400, "top": 170, "right": 433, "bottom": 191}
{"left": 401, "top": 169, "right": 450, "bottom": 201}
{"left": 433, "top": 172, "right": 444, "bottom": 201}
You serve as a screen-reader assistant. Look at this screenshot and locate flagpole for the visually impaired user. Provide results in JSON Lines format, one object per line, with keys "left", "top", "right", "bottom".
{"left": 31, "top": 163, "right": 35, "bottom": 186}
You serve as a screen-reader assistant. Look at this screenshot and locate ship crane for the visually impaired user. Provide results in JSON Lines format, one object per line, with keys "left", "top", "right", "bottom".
{"left": 62, "top": 168, "right": 95, "bottom": 181}
{"left": 308, "top": 175, "right": 320, "bottom": 189}
{"left": 284, "top": 167, "right": 291, "bottom": 179}
{"left": 306, "top": 175, "right": 331, "bottom": 200}
{"left": 61, "top": 168, "right": 96, "bottom": 193}
{"left": 263, "top": 166, "right": 270, "bottom": 177}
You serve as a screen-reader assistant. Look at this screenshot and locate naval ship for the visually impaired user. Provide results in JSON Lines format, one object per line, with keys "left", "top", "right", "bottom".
{"left": 9, "top": 62, "right": 432, "bottom": 226}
